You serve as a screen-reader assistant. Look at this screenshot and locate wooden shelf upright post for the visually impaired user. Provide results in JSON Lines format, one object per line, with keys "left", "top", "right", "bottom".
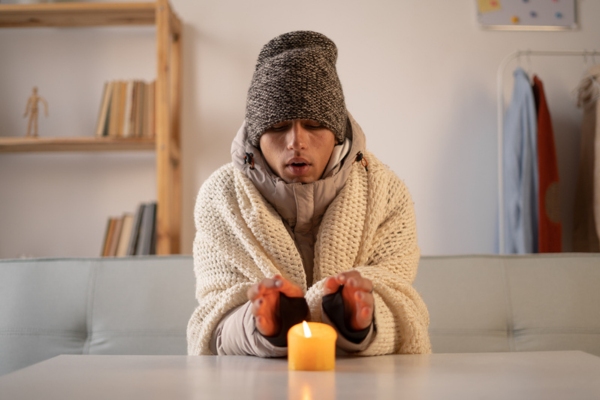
{"left": 155, "top": 0, "right": 182, "bottom": 254}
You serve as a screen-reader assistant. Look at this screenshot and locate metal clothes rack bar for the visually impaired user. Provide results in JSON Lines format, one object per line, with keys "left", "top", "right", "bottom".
{"left": 497, "top": 49, "right": 600, "bottom": 254}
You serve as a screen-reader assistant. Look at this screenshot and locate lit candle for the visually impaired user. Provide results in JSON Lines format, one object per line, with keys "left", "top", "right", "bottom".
{"left": 288, "top": 321, "right": 337, "bottom": 371}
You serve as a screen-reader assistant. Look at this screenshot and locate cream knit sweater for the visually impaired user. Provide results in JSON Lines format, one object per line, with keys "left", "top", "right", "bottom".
{"left": 187, "top": 152, "right": 431, "bottom": 356}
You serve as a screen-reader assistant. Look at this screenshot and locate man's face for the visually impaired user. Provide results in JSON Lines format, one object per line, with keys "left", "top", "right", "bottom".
{"left": 259, "top": 119, "right": 336, "bottom": 184}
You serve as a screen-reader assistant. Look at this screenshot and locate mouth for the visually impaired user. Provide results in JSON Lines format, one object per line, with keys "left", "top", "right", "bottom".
{"left": 286, "top": 158, "right": 311, "bottom": 175}
{"left": 286, "top": 158, "right": 311, "bottom": 168}
{"left": 289, "top": 161, "right": 309, "bottom": 168}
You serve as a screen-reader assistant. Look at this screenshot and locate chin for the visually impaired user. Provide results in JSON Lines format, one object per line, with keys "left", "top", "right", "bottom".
{"left": 284, "top": 176, "right": 316, "bottom": 184}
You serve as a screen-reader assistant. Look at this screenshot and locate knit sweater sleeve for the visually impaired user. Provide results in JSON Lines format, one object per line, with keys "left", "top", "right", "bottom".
{"left": 186, "top": 164, "right": 306, "bottom": 356}
{"left": 305, "top": 155, "right": 431, "bottom": 355}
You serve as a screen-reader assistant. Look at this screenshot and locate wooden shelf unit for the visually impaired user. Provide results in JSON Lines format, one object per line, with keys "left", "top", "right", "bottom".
{"left": 0, "top": 137, "right": 155, "bottom": 153}
{"left": 0, "top": 1, "right": 182, "bottom": 255}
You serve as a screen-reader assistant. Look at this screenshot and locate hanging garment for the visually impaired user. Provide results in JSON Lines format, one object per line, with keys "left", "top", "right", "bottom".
{"left": 503, "top": 68, "right": 539, "bottom": 254}
{"left": 532, "top": 75, "right": 562, "bottom": 252}
{"left": 573, "top": 65, "right": 600, "bottom": 252}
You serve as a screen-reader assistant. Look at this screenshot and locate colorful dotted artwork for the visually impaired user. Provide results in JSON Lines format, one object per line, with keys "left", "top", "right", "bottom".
{"left": 477, "top": 0, "right": 576, "bottom": 30}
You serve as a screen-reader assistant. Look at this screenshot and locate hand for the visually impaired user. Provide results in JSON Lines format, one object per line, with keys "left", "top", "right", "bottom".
{"left": 247, "top": 275, "right": 304, "bottom": 337}
{"left": 324, "top": 270, "right": 374, "bottom": 331}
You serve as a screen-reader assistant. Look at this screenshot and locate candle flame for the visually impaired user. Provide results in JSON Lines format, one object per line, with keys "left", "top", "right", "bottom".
{"left": 302, "top": 321, "right": 312, "bottom": 338}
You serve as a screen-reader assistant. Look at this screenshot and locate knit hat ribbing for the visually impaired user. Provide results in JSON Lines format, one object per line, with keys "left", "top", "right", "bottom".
{"left": 245, "top": 31, "right": 347, "bottom": 147}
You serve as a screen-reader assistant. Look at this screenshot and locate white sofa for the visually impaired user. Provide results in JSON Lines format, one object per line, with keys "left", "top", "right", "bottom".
{"left": 1, "top": 254, "right": 599, "bottom": 376}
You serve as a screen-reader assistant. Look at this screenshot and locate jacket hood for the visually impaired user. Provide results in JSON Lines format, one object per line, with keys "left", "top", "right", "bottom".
{"left": 231, "top": 113, "right": 367, "bottom": 233}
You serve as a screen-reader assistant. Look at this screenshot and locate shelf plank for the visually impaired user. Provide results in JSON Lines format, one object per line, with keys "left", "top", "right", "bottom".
{"left": 0, "top": 137, "right": 155, "bottom": 153}
{"left": 0, "top": 2, "right": 156, "bottom": 28}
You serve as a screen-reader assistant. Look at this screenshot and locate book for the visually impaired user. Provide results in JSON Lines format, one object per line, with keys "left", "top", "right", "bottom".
{"left": 130, "top": 81, "right": 140, "bottom": 138}
{"left": 126, "top": 203, "right": 145, "bottom": 256}
{"left": 146, "top": 80, "right": 156, "bottom": 138}
{"left": 94, "top": 79, "right": 156, "bottom": 140}
{"left": 94, "top": 82, "right": 112, "bottom": 137}
{"left": 134, "top": 81, "right": 144, "bottom": 138}
{"left": 101, "top": 217, "right": 122, "bottom": 257}
{"left": 107, "top": 216, "right": 124, "bottom": 257}
{"left": 101, "top": 217, "right": 115, "bottom": 256}
{"left": 115, "top": 213, "right": 134, "bottom": 257}
{"left": 136, "top": 202, "right": 157, "bottom": 255}
{"left": 117, "top": 81, "right": 128, "bottom": 137}
{"left": 122, "top": 80, "right": 134, "bottom": 138}
{"left": 108, "top": 81, "right": 121, "bottom": 137}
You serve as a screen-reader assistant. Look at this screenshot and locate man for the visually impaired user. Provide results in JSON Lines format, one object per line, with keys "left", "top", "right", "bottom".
{"left": 187, "top": 31, "right": 431, "bottom": 357}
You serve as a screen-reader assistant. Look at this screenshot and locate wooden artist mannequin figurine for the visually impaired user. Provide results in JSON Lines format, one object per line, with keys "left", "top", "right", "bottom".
{"left": 23, "top": 86, "right": 48, "bottom": 137}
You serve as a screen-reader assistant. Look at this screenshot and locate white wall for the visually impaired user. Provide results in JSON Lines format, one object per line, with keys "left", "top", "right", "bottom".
{"left": 1, "top": 0, "right": 599, "bottom": 258}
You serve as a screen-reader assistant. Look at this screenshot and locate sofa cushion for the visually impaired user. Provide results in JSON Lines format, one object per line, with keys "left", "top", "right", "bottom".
{"left": 506, "top": 255, "right": 600, "bottom": 355}
{"left": 0, "top": 256, "right": 196, "bottom": 376}
{"left": 414, "top": 254, "right": 600, "bottom": 356}
{"left": 414, "top": 256, "right": 511, "bottom": 353}
{"left": 0, "top": 259, "right": 92, "bottom": 376}
{"left": 88, "top": 256, "right": 196, "bottom": 355}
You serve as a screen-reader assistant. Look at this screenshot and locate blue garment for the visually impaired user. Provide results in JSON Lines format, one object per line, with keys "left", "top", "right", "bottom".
{"left": 503, "top": 68, "right": 539, "bottom": 254}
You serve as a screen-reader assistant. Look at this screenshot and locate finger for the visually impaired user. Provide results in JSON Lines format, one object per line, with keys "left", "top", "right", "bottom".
{"left": 247, "top": 282, "right": 268, "bottom": 301}
{"left": 259, "top": 278, "right": 278, "bottom": 291}
{"left": 336, "top": 270, "right": 365, "bottom": 288}
{"left": 346, "top": 276, "right": 373, "bottom": 293}
{"left": 247, "top": 278, "right": 278, "bottom": 301}
{"left": 355, "top": 305, "right": 374, "bottom": 328}
{"left": 334, "top": 272, "right": 350, "bottom": 285}
{"left": 273, "top": 275, "right": 304, "bottom": 298}
{"left": 247, "top": 284, "right": 260, "bottom": 301}
{"left": 250, "top": 296, "right": 265, "bottom": 316}
{"left": 354, "top": 291, "right": 374, "bottom": 310}
{"left": 251, "top": 292, "right": 280, "bottom": 336}
{"left": 323, "top": 276, "right": 342, "bottom": 295}
{"left": 352, "top": 294, "right": 374, "bottom": 330}
{"left": 255, "top": 315, "right": 273, "bottom": 336}
{"left": 255, "top": 315, "right": 265, "bottom": 330}
{"left": 350, "top": 307, "right": 372, "bottom": 331}
{"left": 357, "top": 291, "right": 375, "bottom": 328}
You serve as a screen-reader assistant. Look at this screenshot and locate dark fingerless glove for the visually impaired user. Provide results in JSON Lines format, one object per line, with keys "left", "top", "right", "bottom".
{"left": 260, "top": 293, "right": 310, "bottom": 348}
{"left": 322, "top": 285, "right": 371, "bottom": 344}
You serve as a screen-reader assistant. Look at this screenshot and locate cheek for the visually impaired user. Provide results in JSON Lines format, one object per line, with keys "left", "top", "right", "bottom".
{"left": 320, "top": 138, "right": 336, "bottom": 163}
{"left": 259, "top": 136, "right": 284, "bottom": 170}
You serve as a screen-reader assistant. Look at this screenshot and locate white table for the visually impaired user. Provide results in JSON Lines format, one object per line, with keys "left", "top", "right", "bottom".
{"left": 0, "top": 351, "right": 599, "bottom": 399}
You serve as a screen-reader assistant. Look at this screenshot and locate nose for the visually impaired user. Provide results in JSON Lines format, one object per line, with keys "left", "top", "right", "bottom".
{"left": 286, "top": 121, "right": 307, "bottom": 150}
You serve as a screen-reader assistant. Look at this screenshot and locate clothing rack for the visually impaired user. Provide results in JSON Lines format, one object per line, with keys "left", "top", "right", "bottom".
{"left": 496, "top": 49, "right": 600, "bottom": 254}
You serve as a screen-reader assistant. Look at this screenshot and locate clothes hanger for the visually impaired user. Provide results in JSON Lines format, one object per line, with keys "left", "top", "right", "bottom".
{"left": 516, "top": 50, "right": 534, "bottom": 81}
{"left": 574, "top": 50, "right": 600, "bottom": 107}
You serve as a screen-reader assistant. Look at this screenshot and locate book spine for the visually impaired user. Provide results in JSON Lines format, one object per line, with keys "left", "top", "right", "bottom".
{"left": 116, "top": 213, "right": 134, "bottom": 257}
{"left": 127, "top": 203, "right": 145, "bottom": 256}
{"left": 122, "top": 80, "right": 133, "bottom": 138}
{"left": 101, "top": 217, "right": 114, "bottom": 256}
{"left": 108, "top": 81, "right": 120, "bottom": 138}
{"left": 136, "top": 202, "right": 157, "bottom": 256}
{"left": 94, "top": 82, "right": 110, "bottom": 137}
{"left": 107, "top": 216, "right": 124, "bottom": 257}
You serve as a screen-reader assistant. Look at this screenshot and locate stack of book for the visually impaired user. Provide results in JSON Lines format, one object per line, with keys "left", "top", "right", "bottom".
{"left": 95, "top": 80, "right": 156, "bottom": 139}
{"left": 101, "top": 202, "right": 157, "bottom": 257}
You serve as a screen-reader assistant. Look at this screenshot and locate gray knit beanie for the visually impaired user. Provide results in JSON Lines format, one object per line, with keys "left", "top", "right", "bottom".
{"left": 245, "top": 31, "right": 347, "bottom": 147}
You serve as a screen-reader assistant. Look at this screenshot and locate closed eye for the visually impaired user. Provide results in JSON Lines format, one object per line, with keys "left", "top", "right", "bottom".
{"left": 302, "top": 121, "right": 324, "bottom": 130}
{"left": 266, "top": 122, "right": 292, "bottom": 132}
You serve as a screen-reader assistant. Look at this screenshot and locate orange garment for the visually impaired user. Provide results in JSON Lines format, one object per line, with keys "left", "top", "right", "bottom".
{"left": 532, "top": 76, "right": 562, "bottom": 252}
